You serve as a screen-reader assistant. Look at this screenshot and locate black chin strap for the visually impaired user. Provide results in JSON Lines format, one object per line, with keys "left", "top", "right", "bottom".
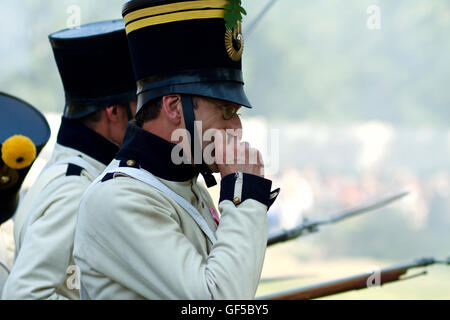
{"left": 125, "top": 102, "right": 133, "bottom": 121}
{"left": 181, "top": 95, "right": 217, "bottom": 188}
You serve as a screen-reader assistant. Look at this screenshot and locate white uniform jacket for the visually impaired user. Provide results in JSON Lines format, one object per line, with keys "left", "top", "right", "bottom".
{"left": 73, "top": 123, "right": 279, "bottom": 300}
{"left": 2, "top": 117, "right": 119, "bottom": 300}
{"left": 0, "top": 220, "right": 14, "bottom": 296}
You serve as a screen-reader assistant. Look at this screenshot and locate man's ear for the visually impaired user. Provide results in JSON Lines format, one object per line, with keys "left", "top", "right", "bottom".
{"left": 105, "top": 105, "right": 121, "bottom": 122}
{"left": 161, "top": 95, "right": 182, "bottom": 125}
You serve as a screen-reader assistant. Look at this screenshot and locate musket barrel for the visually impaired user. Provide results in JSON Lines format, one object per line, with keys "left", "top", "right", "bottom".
{"left": 267, "top": 231, "right": 290, "bottom": 246}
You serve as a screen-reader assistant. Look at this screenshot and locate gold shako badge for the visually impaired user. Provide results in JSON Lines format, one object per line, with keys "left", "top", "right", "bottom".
{"left": 225, "top": 21, "right": 244, "bottom": 62}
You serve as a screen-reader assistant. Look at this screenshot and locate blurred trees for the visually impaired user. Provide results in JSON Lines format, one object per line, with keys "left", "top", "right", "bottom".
{"left": 0, "top": 0, "right": 449, "bottom": 126}
{"left": 244, "top": 0, "right": 450, "bottom": 127}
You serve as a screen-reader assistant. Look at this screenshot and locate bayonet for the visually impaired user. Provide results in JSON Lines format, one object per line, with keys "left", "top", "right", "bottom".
{"left": 260, "top": 274, "right": 311, "bottom": 284}
{"left": 268, "top": 191, "right": 409, "bottom": 246}
{"left": 244, "top": 0, "right": 279, "bottom": 37}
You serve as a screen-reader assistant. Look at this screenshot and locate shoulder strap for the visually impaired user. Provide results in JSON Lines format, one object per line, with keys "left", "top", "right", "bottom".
{"left": 87, "top": 167, "right": 217, "bottom": 244}
{"left": 54, "top": 156, "right": 101, "bottom": 179}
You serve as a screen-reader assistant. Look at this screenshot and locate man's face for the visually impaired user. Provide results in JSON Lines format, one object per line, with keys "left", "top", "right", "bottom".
{"left": 192, "top": 96, "right": 243, "bottom": 172}
{"left": 112, "top": 101, "right": 137, "bottom": 146}
{"left": 129, "top": 101, "right": 138, "bottom": 119}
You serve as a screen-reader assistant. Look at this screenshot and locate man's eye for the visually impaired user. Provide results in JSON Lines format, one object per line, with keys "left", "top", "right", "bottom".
{"left": 220, "top": 105, "right": 241, "bottom": 120}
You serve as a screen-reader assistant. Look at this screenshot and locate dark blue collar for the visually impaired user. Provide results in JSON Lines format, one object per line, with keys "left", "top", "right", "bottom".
{"left": 57, "top": 117, "right": 119, "bottom": 165}
{"left": 116, "top": 123, "right": 199, "bottom": 182}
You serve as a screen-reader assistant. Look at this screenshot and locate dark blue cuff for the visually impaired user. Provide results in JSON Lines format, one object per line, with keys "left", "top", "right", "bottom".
{"left": 219, "top": 173, "right": 280, "bottom": 209}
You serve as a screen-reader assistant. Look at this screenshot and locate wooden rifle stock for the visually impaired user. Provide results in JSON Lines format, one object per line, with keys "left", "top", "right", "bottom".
{"left": 261, "top": 268, "right": 407, "bottom": 300}
{"left": 258, "top": 258, "right": 444, "bottom": 300}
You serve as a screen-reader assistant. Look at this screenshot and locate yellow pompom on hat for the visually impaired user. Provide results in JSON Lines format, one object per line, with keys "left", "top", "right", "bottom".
{"left": 0, "top": 92, "right": 50, "bottom": 224}
{"left": 1, "top": 135, "right": 37, "bottom": 170}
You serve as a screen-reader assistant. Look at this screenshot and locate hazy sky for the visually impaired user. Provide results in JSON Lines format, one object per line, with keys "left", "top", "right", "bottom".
{"left": 0, "top": 0, "right": 449, "bottom": 126}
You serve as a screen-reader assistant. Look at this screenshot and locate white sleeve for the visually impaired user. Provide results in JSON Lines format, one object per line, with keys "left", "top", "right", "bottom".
{"left": 74, "top": 176, "right": 272, "bottom": 300}
{"left": 2, "top": 175, "right": 88, "bottom": 300}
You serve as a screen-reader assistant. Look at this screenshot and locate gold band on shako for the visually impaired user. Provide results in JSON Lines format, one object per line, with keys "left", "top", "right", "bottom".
{"left": 121, "top": 0, "right": 250, "bottom": 111}
{"left": 124, "top": 0, "right": 228, "bottom": 34}
{"left": 124, "top": 0, "right": 244, "bottom": 62}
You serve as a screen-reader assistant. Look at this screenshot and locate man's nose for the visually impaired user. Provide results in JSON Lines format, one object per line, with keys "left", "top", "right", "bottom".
{"left": 228, "top": 113, "right": 242, "bottom": 131}
{"left": 226, "top": 114, "right": 243, "bottom": 140}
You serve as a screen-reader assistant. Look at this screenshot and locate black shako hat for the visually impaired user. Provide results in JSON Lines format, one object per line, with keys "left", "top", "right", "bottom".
{"left": 49, "top": 20, "right": 137, "bottom": 119}
{"left": 122, "top": 0, "right": 250, "bottom": 113}
{"left": 0, "top": 92, "right": 50, "bottom": 223}
{"left": 122, "top": 0, "right": 250, "bottom": 187}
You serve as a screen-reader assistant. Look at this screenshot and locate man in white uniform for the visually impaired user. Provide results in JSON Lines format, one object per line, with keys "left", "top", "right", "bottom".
{"left": 73, "top": 0, "right": 280, "bottom": 299}
{"left": 0, "top": 92, "right": 51, "bottom": 296}
{"left": 2, "top": 20, "right": 137, "bottom": 300}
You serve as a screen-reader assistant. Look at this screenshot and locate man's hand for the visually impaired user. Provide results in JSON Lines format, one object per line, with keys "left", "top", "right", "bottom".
{"left": 213, "top": 129, "right": 264, "bottom": 178}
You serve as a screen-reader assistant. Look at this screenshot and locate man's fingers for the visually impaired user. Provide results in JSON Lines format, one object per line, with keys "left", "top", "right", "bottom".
{"left": 212, "top": 130, "right": 264, "bottom": 177}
